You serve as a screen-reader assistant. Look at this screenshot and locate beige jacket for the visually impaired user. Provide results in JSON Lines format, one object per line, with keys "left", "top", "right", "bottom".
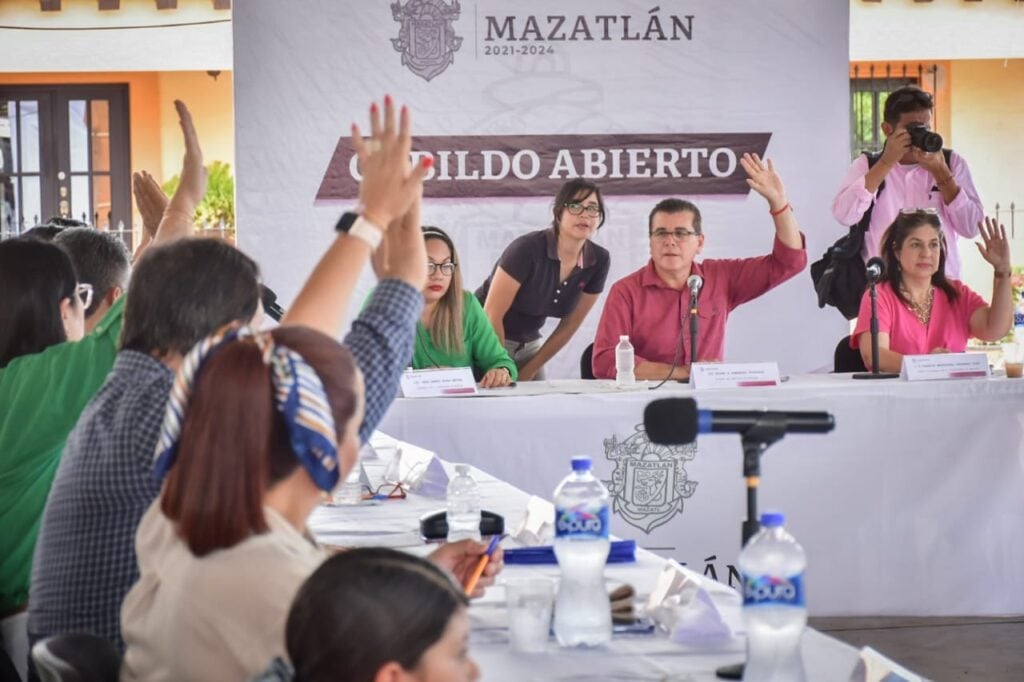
{"left": 120, "top": 500, "right": 325, "bottom": 681}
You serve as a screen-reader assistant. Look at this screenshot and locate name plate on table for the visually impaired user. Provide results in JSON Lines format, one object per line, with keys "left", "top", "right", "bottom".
{"left": 900, "top": 353, "right": 990, "bottom": 382}
{"left": 400, "top": 367, "right": 478, "bottom": 397}
{"left": 690, "top": 362, "right": 780, "bottom": 389}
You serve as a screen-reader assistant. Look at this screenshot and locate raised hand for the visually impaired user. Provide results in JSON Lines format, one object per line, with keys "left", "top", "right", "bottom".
{"left": 740, "top": 153, "right": 787, "bottom": 212}
{"left": 351, "top": 96, "right": 432, "bottom": 230}
{"left": 153, "top": 100, "right": 206, "bottom": 244}
{"left": 168, "top": 100, "right": 207, "bottom": 212}
{"left": 132, "top": 170, "right": 168, "bottom": 240}
{"left": 976, "top": 216, "right": 1011, "bottom": 273}
{"left": 378, "top": 188, "right": 428, "bottom": 289}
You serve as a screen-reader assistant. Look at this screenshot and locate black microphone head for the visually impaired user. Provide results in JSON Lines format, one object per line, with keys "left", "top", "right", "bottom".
{"left": 260, "top": 284, "right": 285, "bottom": 322}
{"left": 644, "top": 398, "right": 699, "bottom": 445}
{"left": 865, "top": 257, "right": 885, "bottom": 282}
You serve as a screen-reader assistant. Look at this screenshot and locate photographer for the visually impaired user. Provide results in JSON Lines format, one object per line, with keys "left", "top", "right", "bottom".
{"left": 831, "top": 85, "right": 983, "bottom": 278}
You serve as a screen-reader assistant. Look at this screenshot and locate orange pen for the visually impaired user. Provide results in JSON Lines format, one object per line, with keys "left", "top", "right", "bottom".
{"left": 463, "top": 534, "right": 502, "bottom": 596}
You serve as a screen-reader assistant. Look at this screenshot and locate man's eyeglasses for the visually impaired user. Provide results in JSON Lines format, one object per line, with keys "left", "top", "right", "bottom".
{"left": 427, "top": 261, "right": 457, "bottom": 276}
{"left": 75, "top": 283, "right": 93, "bottom": 310}
{"left": 564, "top": 201, "right": 602, "bottom": 217}
{"left": 361, "top": 481, "right": 407, "bottom": 501}
{"left": 650, "top": 228, "right": 700, "bottom": 242}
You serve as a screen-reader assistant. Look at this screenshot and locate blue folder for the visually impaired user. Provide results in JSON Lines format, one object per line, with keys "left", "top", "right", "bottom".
{"left": 503, "top": 539, "right": 636, "bottom": 565}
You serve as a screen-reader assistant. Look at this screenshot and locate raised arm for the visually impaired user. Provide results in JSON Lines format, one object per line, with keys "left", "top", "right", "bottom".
{"left": 130, "top": 170, "right": 167, "bottom": 263}
{"left": 282, "top": 97, "right": 431, "bottom": 337}
{"left": 740, "top": 153, "right": 801, "bottom": 250}
{"left": 968, "top": 217, "right": 1014, "bottom": 341}
{"left": 151, "top": 101, "right": 206, "bottom": 246}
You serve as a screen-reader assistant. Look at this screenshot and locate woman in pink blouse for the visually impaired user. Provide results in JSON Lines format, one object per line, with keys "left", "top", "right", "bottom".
{"left": 852, "top": 210, "right": 1012, "bottom": 372}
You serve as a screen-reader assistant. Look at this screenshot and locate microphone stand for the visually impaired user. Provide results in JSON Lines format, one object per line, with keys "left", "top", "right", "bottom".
{"left": 715, "top": 415, "right": 788, "bottom": 681}
{"left": 689, "top": 290, "right": 699, "bottom": 368}
{"left": 852, "top": 280, "right": 899, "bottom": 380}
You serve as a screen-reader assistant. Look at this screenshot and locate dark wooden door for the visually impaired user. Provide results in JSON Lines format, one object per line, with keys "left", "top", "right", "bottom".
{"left": 0, "top": 84, "right": 131, "bottom": 243}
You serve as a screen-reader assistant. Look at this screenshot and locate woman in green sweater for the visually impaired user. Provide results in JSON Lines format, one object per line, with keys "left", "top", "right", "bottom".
{"left": 416, "top": 226, "right": 517, "bottom": 387}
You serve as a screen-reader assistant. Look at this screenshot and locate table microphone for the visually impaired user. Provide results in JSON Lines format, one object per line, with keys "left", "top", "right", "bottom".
{"left": 687, "top": 274, "right": 703, "bottom": 298}
{"left": 865, "top": 256, "right": 885, "bottom": 283}
{"left": 643, "top": 398, "right": 835, "bottom": 445}
{"left": 687, "top": 275, "right": 702, "bottom": 365}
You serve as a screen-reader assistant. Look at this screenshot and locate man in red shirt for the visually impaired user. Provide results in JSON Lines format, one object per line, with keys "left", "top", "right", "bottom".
{"left": 592, "top": 153, "right": 807, "bottom": 381}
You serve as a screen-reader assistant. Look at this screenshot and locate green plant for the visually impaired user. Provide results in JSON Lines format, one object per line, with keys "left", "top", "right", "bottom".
{"left": 162, "top": 160, "right": 235, "bottom": 232}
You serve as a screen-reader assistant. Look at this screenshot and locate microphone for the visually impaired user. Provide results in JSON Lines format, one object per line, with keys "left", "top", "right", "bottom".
{"left": 260, "top": 284, "right": 286, "bottom": 322}
{"left": 865, "top": 257, "right": 885, "bottom": 284}
{"left": 643, "top": 398, "right": 835, "bottom": 445}
{"left": 687, "top": 274, "right": 703, "bottom": 298}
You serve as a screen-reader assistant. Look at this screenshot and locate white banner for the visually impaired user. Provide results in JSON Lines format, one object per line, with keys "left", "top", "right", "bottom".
{"left": 233, "top": 0, "right": 849, "bottom": 376}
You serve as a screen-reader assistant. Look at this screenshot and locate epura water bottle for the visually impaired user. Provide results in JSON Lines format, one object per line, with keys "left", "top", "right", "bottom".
{"left": 446, "top": 464, "right": 482, "bottom": 543}
{"left": 738, "top": 511, "right": 807, "bottom": 682}
{"left": 1013, "top": 299, "right": 1024, "bottom": 345}
{"left": 553, "top": 456, "right": 612, "bottom": 647}
{"left": 615, "top": 335, "right": 635, "bottom": 387}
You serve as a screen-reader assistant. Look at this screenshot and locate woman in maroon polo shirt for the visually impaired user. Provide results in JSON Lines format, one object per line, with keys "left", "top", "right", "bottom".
{"left": 475, "top": 179, "right": 611, "bottom": 380}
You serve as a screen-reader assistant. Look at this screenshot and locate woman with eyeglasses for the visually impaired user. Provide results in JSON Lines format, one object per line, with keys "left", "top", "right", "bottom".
{"left": 475, "top": 179, "right": 611, "bottom": 380}
{"left": 415, "top": 226, "right": 517, "bottom": 387}
{"left": 0, "top": 238, "right": 118, "bottom": 625}
{"left": 851, "top": 211, "right": 1012, "bottom": 372}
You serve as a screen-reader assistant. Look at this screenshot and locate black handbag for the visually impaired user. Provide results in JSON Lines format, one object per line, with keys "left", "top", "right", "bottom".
{"left": 811, "top": 152, "right": 882, "bottom": 320}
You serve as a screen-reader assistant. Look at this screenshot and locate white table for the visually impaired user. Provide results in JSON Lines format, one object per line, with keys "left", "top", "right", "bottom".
{"left": 308, "top": 451, "right": 868, "bottom": 680}
{"left": 378, "top": 374, "right": 1024, "bottom": 617}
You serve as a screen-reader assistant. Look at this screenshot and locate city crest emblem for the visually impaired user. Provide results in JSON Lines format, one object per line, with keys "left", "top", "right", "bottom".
{"left": 603, "top": 425, "right": 698, "bottom": 533}
{"left": 391, "top": 0, "right": 463, "bottom": 82}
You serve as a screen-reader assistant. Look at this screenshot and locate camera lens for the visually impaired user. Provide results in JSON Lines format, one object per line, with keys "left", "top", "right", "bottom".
{"left": 906, "top": 124, "right": 943, "bottom": 153}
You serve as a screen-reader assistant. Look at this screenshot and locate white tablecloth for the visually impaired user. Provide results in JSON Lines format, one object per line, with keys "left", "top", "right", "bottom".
{"left": 378, "top": 374, "right": 1024, "bottom": 617}
{"left": 308, "top": 453, "right": 866, "bottom": 680}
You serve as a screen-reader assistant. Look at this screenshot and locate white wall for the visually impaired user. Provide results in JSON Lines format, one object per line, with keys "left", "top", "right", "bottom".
{"left": 0, "top": 0, "right": 231, "bottom": 72}
{"left": 234, "top": 0, "right": 851, "bottom": 377}
{"left": 851, "top": 0, "right": 1024, "bottom": 61}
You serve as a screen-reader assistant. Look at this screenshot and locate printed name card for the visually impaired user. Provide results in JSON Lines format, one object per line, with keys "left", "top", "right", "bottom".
{"left": 400, "top": 367, "right": 478, "bottom": 398}
{"left": 690, "top": 362, "right": 781, "bottom": 389}
{"left": 900, "top": 353, "right": 990, "bottom": 382}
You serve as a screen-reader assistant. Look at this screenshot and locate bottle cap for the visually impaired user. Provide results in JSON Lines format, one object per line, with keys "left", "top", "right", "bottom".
{"left": 571, "top": 456, "right": 592, "bottom": 472}
{"left": 455, "top": 463, "right": 470, "bottom": 476}
{"left": 619, "top": 335, "right": 629, "bottom": 342}
{"left": 760, "top": 511, "right": 785, "bottom": 527}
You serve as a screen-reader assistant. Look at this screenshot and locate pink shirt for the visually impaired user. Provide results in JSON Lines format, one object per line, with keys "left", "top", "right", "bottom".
{"left": 592, "top": 236, "right": 807, "bottom": 379}
{"left": 831, "top": 152, "right": 983, "bottom": 279}
{"left": 851, "top": 280, "right": 987, "bottom": 356}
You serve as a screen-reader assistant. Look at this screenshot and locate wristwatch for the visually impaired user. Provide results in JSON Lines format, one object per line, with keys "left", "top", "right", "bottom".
{"left": 335, "top": 211, "right": 383, "bottom": 250}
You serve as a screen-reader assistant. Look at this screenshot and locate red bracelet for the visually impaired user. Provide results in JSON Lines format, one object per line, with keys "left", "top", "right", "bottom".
{"left": 770, "top": 203, "right": 791, "bottom": 217}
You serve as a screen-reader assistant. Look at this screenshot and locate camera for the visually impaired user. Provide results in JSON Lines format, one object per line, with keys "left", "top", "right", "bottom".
{"left": 905, "top": 123, "right": 943, "bottom": 153}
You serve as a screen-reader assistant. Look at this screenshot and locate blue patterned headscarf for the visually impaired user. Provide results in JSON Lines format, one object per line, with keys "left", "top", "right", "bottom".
{"left": 153, "top": 326, "right": 341, "bottom": 492}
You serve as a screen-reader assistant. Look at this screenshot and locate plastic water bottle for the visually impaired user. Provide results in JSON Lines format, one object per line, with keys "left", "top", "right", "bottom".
{"left": 1013, "top": 299, "right": 1024, "bottom": 345}
{"left": 615, "top": 335, "right": 635, "bottom": 387}
{"left": 553, "top": 456, "right": 612, "bottom": 647}
{"left": 739, "top": 512, "right": 807, "bottom": 682}
{"left": 446, "top": 464, "right": 481, "bottom": 543}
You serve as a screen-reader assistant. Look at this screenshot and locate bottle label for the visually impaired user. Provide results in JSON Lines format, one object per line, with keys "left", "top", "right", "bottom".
{"left": 742, "top": 572, "right": 805, "bottom": 608}
{"left": 555, "top": 503, "right": 609, "bottom": 539}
